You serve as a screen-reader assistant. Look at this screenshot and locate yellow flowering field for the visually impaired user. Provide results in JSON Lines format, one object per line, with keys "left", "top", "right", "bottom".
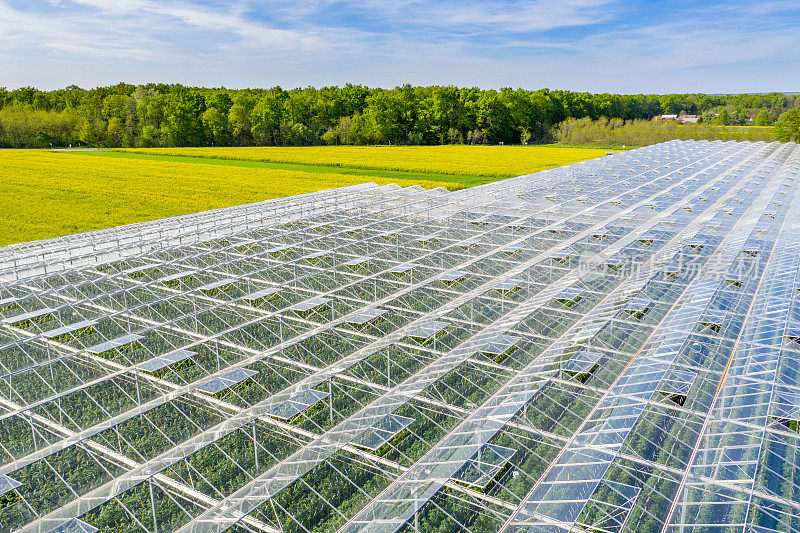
{"left": 120, "top": 145, "right": 606, "bottom": 178}
{"left": 0, "top": 150, "right": 455, "bottom": 246}
{"left": 2, "top": 145, "right": 604, "bottom": 246}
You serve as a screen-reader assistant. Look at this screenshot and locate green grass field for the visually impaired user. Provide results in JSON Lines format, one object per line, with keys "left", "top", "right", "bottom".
{"left": 1, "top": 145, "right": 605, "bottom": 246}
{"left": 117, "top": 145, "right": 608, "bottom": 178}
{"left": 719, "top": 125, "right": 775, "bottom": 131}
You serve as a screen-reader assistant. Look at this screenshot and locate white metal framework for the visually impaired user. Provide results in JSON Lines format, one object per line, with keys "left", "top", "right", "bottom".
{"left": 1, "top": 140, "right": 800, "bottom": 533}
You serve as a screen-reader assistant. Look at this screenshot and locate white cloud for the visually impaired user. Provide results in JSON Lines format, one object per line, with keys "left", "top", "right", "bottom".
{"left": 421, "top": 0, "right": 615, "bottom": 32}
{"left": 575, "top": 23, "right": 800, "bottom": 74}
{"left": 0, "top": 0, "right": 797, "bottom": 93}
{"left": 72, "top": 0, "right": 149, "bottom": 12}
{"left": 155, "top": 5, "right": 322, "bottom": 49}
{"left": 0, "top": 0, "right": 169, "bottom": 62}
{"left": 333, "top": 0, "right": 615, "bottom": 33}
{"left": 0, "top": 0, "right": 329, "bottom": 61}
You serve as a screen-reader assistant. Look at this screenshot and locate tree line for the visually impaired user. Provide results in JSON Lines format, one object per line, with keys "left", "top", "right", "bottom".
{"left": 0, "top": 83, "right": 797, "bottom": 148}
{"left": 555, "top": 117, "right": 785, "bottom": 146}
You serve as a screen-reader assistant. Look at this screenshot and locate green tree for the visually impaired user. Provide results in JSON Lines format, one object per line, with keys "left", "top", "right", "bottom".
{"left": 164, "top": 92, "right": 206, "bottom": 145}
{"left": 227, "top": 94, "right": 256, "bottom": 146}
{"left": 447, "top": 128, "right": 463, "bottom": 144}
{"left": 136, "top": 89, "right": 165, "bottom": 133}
{"left": 364, "top": 90, "right": 402, "bottom": 143}
{"left": 139, "top": 124, "right": 159, "bottom": 147}
{"left": 76, "top": 116, "right": 105, "bottom": 146}
{"left": 106, "top": 117, "right": 124, "bottom": 147}
{"left": 774, "top": 108, "right": 800, "bottom": 142}
{"left": 430, "top": 86, "right": 462, "bottom": 143}
{"left": 101, "top": 94, "right": 129, "bottom": 122}
{"left": 659, "top": 94, "right": 686, "bottom": 115}
{"left": 201, "top": 107, "right": 228, "bottom": 146}
{"left": 251, "top": 88, "right": 287, "bottom": 145}
{"left": 205, "top": 92, "right": 233, "bottom": 116}
{"left": 0, "top": 83, "right": 798, "bottom": 148}
{"left": 735, "top": 108, "right": 750, "bottom": 125}
{"left": 474, "top": 91, "right": 512, "bottom": 143}
{"left": 364, "top": 86, "right": 417, "bottom": 144}
{"left": 754, "top": 108, "right": 771, "bottom": 126}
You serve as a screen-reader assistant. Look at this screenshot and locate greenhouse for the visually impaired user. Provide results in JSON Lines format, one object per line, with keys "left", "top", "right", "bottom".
{"left": 1, "top": 139, "right": 800, "bottom": 533}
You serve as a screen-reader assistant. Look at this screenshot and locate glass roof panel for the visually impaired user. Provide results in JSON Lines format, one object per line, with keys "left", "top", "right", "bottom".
{"left": 138, "top": 348, "right": 196, "bottom": 373}
{"left": 700, "top": 309, "right": 728, "bottom": 327}
{"left": 4, "top": 140, "right": 800, "bottom": 533}
{"left": 657, "top": 369, "right": 698, "bottom": 397}
{"left": 0, "top": 296, "right": 20, "bottom": 307}
{"left": 623, "top": 297, "right": 653, "bottom": 313}
{"left": 243, "top": 287, "right": 282, "bottom": 301}
{"left": 121, "top": 262, "right": 160, "bottom": 275}
{"left": 351, "top": 414, "right": 415, "bottom": 451}
{"left": 440, "top": 270, "right": 469, "bottom": 282}
{"left": 406, "top": 320, "right": 449, "bottom": 339}
{"left": 344, "top": 256, "right": 372, "bottom": 266}
{"left": 46, "top": 518, "right": 99, "bottom": 533}
{"left": 302, "top": 250, "right": 329, "bottom": 260}
{"left": 347, "top": 308, "right": 389, "bottom": 325}
{"left": 555, "top": 287, "right": 586, "bottom": 303}
{"left": 196, "top": 367, "right": 258, "bottom": 395}
{"left": 267, "top": 389, "right": 330, "bottom": 421}
{"left": 265, "top": 244, "right": 292, "bottom": 254}
{"left": 502, "top": 244, "right": 526, "bottom": 254}
{"left": 494, "top": 278, "right": 524, "bottom": 292}
{"left": 86, "top": 333, "right": 143, "bottom": 354}
{"left": 2, "top": 307, "right": 56, "bottom": 324}
{"left": 563, "top": 350, "right": 604, "bottom": 374}
{"left": 289, "top": 297, "right": 332, "bottom": 312}
{"left": 458, "top": 238, "right": 481, "bottom": 249}
{"left": 452, "top": 443, "right": 516, "bottom": 489}
{"left": 0, "top": 474, "right": 21, "bottom": 495}
{"left": 159, "top": 270, "right": 197, "bottom": 282}
{"left": 42, "top": 319, "right": 97, "bottom": 338}
{"left": 197, "top": 278, "right": 237, "bottom": 291}
{"left": 388, "top": 263, "right": 417, "bottom": 273}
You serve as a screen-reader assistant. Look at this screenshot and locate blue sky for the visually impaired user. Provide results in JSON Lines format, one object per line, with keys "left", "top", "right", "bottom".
{"left": 1, "top": 0, "right": 798, "bottom": 93}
